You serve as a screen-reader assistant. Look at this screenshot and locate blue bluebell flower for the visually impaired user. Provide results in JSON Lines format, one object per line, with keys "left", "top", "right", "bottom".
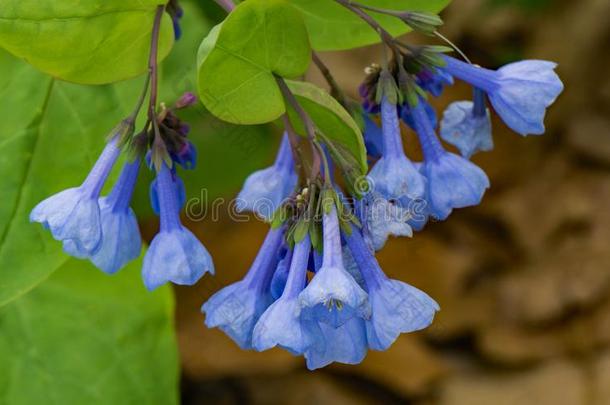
{"left": 64, "top": 160, "right": 142, "bottom": 273}
{"left": 417, "top": 67, "right": 454, "bottom": 97}
{"left": 252, "top": 234, "right": 318, "bottom": 354}
{"left": 304, "top": 317, "right": 368, "bottom": 370}
{"left": 142, "top": 162, "right": 214, "bottom": 290}
{"left": 363, "top": 115, "right": 384, "bottom": 159}
{"left": 440, "top": 88, "right": 493, "bottom": 158}
{"left": 357, "top": 193, "right": 413, "bottom": 251}
{"left": 344, "top": 225, "right": 439, "bottom": 350}
{"left": 442, "top": 56, "right": 564, "bottom": 136}
{"left": 202, "top": 227, "right": 284, "bottom": 349}
{"left": 367, "top": 97, "right": 428, "bottom": 232}
{"left": 236, "top": 133, "right": 298, "bottom": 220}
{"left": 299, "top": 204, "right": 371, "bottom": 327}
{"left": 411, "top": 100, "right": 490, "bottom": 220}
{"left": 30, "top": 138, "right": 121, "bottom": 255}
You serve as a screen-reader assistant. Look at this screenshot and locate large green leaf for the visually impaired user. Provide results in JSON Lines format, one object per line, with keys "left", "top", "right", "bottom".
{"left": 0, "top": 49, "right": 140, "bottom": 307}
{"left": 289, "top": 0, "right": 451, "bottom": 51}
{"left": 197, "top": 0, "right": 311, "bottom": 125}
{"left": 0, "top": 258, "right": 179, "bottom": 404}
{"left": 286, "top": 80, "right": 368, "bottom": 175}
{"left": 0, "top": 0, "right": 174, "bottom": 84}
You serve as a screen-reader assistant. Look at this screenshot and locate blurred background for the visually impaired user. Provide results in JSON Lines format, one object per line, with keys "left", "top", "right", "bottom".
{"left": 154, "top": 0, "right": 610, "bottom": 403}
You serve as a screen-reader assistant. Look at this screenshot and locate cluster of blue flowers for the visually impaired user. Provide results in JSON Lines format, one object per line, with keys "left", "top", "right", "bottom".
{"left": 31, "top": 93, "right": 214, "bottom": 290}
{"left": 202, "top": 53, "right": 563, "bottom": 369}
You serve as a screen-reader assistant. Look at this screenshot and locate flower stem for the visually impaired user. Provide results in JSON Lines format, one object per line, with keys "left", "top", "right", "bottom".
{"left": 214, "top": 0, "right": 235, "bottom": 12}
{"left": 312, "top": 53, "right": 348, "bottom": 108}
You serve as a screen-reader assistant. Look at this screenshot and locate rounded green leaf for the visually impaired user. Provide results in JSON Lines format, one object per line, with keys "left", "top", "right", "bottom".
{"left": 197, "top": 0, "right": 311, "bottom": 125}
{"left": 0, "top": 0, "right": 175, "bottom": 84}
{"left": 0, "top": 258, "right": 179, "bottom": 404}
{"left": 285, "top": 80, "right": 368, "bottom": 175}
{"left": 289, "top": 0, "right": 451, "bottom": 51}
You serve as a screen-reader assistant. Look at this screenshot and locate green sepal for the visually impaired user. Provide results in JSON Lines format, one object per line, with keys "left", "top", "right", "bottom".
{"left": 401, "top": 11, "right": 443, "bottom": 36}
{"left": 293, "top": 218, "right": 310, "bottom": 244}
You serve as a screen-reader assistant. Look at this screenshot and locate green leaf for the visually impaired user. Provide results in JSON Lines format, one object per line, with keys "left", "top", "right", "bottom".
{"left": 0, "top": 49, "right": 140, "bottom": 307}
{"left": 0, "top": 257, "right": 179, "bottom": 404}
{"left": 197, "top": 0, "right": 311, "bottom": 125}
{"left": 288, "top": 0, "right": 451, "bottom": 51}
{"left": 285, "top": 80, "right": 368, "bottom": 175}
{"left": 0, "top": 0, "right": 174, "bottom": 84}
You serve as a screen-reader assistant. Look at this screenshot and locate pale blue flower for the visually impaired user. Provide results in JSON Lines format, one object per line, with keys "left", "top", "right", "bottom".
{"left": 412, "top": 100, "right": 490, "bottom": 220}
{"left": 142, "top": 163, "right": 214, "bottom": 290}
{"left": 253, "top": 235, "right": 318, "bottom": 354}
{"left": 202, "top": 227, "right": 284, "bottom": 349}
{"left": 443, "top": 56, "right": 564, "bottom": 136}
{"left": 30, "top": 138, "right": 120, "bottom": 255}
{"left": 236, "top": 133, "right": 298, "bottom": 220}
{"left": 367, "top": 98, "right": 428, "bottom": 231}
{"left": 304, "top": 317, "right": 368, "bottom": 370}
{"left": 299, "top": 205, "right": 370, "bottom": 327}
{"left": 357, "top": 193, "right": 413, "bottom": 251}
{"left": 64, "top": 160, "right": 142, "bottom": 273}
{"left": 344, "top": 225, "right": 439, "bottom": 350}
{"left": 440, "top": 88, "right": 493, "bottom": 158}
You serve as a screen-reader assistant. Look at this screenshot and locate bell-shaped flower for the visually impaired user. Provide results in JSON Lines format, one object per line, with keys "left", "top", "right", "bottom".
{"left": 440, "top": 88, "right": 493, "bottom": 158}
{"left": 142, "top": 163, "right": 214, "bottom": 290}
{"left": 299, "top": 204, "right": 370, "bottom": 328}
{"left": 252, "top": 235, "right": 318, "bottom": 354}
{"left": 358, "top": 193, "right": 413, "bottom": 251}
{"left": 202, "top": 227, "right": 284, "bottom": 349}
{"left": 367, "top": 97, "right": 428, "bottom": 231}
{"left": 30, "top": 138, "right": 121, "bottom": 255}
{"left": 411, "top": 100, "right": 490, "bottom": 220}
{"left": 64, "top": 160, "right": 142, "bottom": 273}
{"left": 236, "top": 133, "right": 298, "bottom": 220}
{"left": 442, "top": 56, "right": 563, "bottom": 136}
{"left": 304, "top": 317, "right": 368, "bottom": 370}
{"left": 344, "top": 225, "right": 439, "bottom": 350}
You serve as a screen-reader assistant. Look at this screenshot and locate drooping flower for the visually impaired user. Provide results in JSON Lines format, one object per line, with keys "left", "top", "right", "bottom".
{"left": 252, "top": 234, "right": 317, "bottom": 354}
{"left": 304, "top": 317, "right": 368, "bottom": 370}
{"left": 30, "top": 137, "right": 121, "bottom": 255}
{"left": 400, "top": 98, "right": 438, "bottom": 130}
{"left": 411, "top": 99, "right": 490, "bottom": 220}
{"left": 270, "top": 246, "right": 292, "bottom": 300}
{"left": 367, "top": 97, "right": 428, "bottom": 232}
{"left": 64, "top": 160, "right": 142, "bottom": 274}
{"left": 357, "top": 194, "right": 413, "bottom": 251}
{"left": 299, "top": 204, "right": 370, "bottom": 328}
{"left": 344, "top": 224, "right": 439, "bottom": 350}
{"left": 202, "top": 227, "right": 284, "bottom": 349}
{"left": 440, "top": 88, "right": 493, "bottom": 158}
{"left": 236, "top": 133, "right": 298, "bottom": 220}
{"left": 149, "top": 171, "right": 186, "bottom": 215}
{"left": 442, "top": 56, "right": 564, "bottom": 136}
{"left": 142, "top": 162, "right": 214, "bottom": 290}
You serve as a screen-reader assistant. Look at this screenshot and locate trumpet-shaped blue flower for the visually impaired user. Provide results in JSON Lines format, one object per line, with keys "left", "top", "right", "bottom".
{"left": 236, "top": 133, "right": 298, "bottom": 220}
{"left": 299, "top": 205, "right": 370, "bottom": 328}
{"left": 358, "top": 193, "right": 413, "bottom": 251}
{"left": 202, "top": 227, "right": 284, "bottom": 349}
{"left": 30, "top": 138, "right": 120, "bottom": 255}
{"left": 411, "top": 100, "right": 490, "bottom": 220}
{"left": 400, "top": 99, "right": 438, "bottom": 130}
{"left": 442, "top": 56, "right": 564, "bottom": 136}
{"left": 149, "top": 173, "right": 186, "bottom": 215}
{"left": 64, "top": 160, "right": 142, "bottom": 273}
{"left": 253, "top": 235, "right": 317, "bottom": 354}
{"left": 304, "top": 317, "right": 368, "bottom": 370}
{"left": 440, "top": 88, "right": 493, "bottom": 158}
{"left": 344, "top": 225, "right": 439, "bottom": 350}
{"left": 367, "top": 98, "right": 428, "bottom": 231}
{"left": 142, "top": 163, "right": 214, "bottom": 290}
